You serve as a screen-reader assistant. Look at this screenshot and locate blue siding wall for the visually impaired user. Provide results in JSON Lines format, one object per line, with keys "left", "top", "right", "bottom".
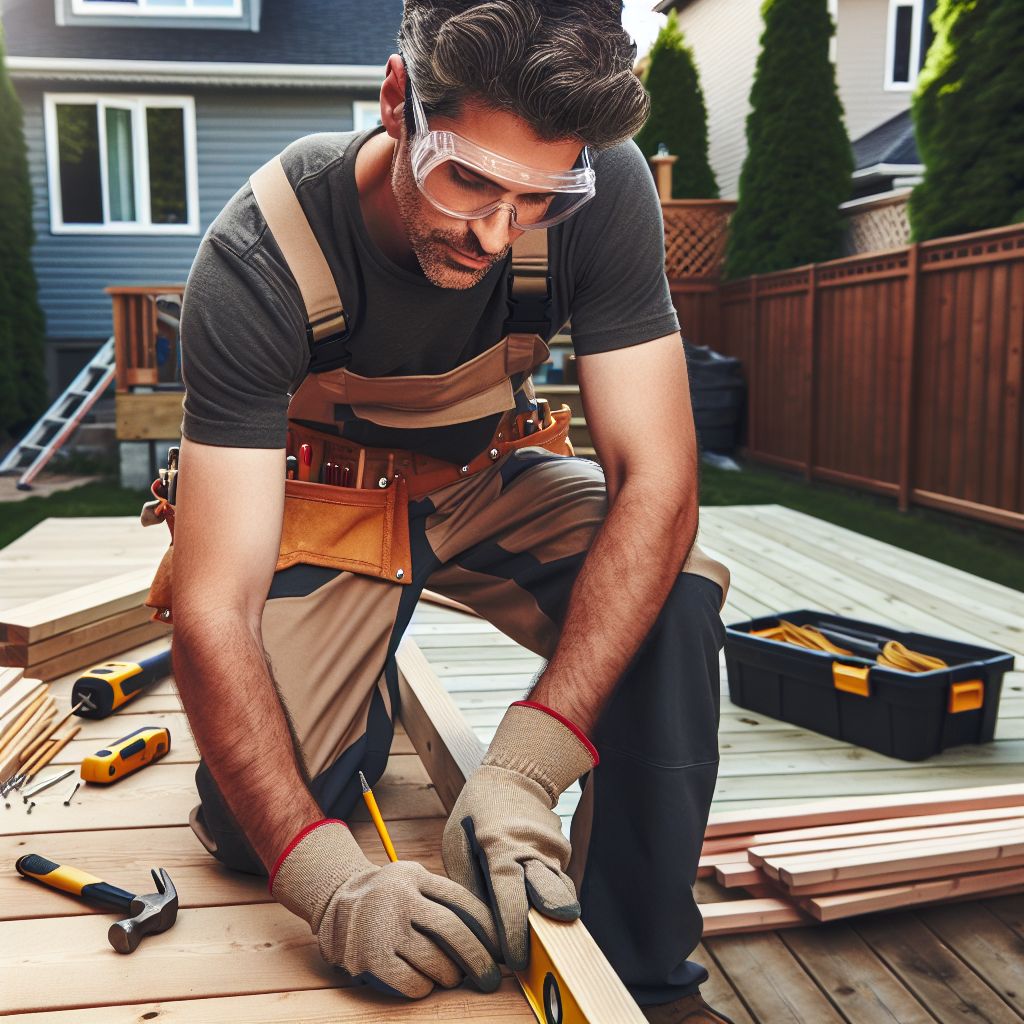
{"left": 17, "top": 82, "right": 367, "bottom": 343}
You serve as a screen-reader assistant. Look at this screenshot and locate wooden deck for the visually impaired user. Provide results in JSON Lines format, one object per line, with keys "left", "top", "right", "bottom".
{"left": 0, "top": 505, "right": 1021, "bottom": 1022}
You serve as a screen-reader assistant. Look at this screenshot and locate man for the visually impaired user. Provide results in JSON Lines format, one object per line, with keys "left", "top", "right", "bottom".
{"left": 167, "top": 2, "right": 732, "bottom": 1021}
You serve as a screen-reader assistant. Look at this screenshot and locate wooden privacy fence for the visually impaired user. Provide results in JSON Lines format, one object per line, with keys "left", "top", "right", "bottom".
{"left": 681, "top": 223, "right": 1024, "bottom": 531}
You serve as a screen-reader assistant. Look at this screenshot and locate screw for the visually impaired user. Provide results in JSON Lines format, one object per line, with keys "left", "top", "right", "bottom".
{"left": 395, "top": 569, "right": 405, "bottom": 580}
{"left": 459, "top": 465, "right": 470, "bottom": 475}
{"left": 489, "top": 448, "right": 500, "bottom": 461}
{"left": 63, "top": 782, "right": 81, "bottom": 807}
{"left": 378, "top": 477, "right": 389, "bottom": 488}
{"left": 26, "top": 801, "right": 35, "bottom": 814}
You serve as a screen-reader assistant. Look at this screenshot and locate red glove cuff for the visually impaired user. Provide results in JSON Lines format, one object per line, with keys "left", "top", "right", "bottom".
{"left": 512, "top": 700, "right": 600, "bottom": 766}
{"left": 268, "top": 818, "right": 347, "bottom": 893}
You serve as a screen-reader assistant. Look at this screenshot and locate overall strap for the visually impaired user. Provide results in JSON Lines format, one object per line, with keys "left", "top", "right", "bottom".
{"left": 249, "top": 154, "right": 351, "bottom": 370}
{"left": 505, "top": 230, "right": 551, "bottom": 337}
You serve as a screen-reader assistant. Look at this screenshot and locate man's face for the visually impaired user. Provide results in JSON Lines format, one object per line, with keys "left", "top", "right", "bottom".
{"left": 391, "top": 98, "right": 584, "bottom": 290}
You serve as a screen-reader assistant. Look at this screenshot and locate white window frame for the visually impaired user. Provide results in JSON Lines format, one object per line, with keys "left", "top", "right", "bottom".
{"left": 71, "top": 0, "right": 242, "bottom": 17}
{"left": 352, "top": 100, "right": 383, "bottom": 132}
{"left": 44, "top": 93, "right": 200, "bottom": 236}
{"left": 828, "top": 0, "right": 838, "bottom": 64}
{"left": 884, "top": 0, "right": 925, "bottom": 91}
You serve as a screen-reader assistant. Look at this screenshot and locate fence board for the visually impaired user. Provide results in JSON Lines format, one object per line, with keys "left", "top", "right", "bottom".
{"left": 672, "top": 223, "right": 1024, "bottom": 529}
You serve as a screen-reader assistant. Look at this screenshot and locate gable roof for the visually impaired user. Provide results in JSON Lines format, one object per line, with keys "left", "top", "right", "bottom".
{"left": 852, "top": 109, "right": 920, "bottom": 171}
{"left": 2, "top": 0, "right": 402, "bottom": 68}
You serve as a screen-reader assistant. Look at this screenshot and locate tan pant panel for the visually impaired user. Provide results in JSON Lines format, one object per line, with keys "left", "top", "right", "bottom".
{"left": 259, "top": 571, "right": 402, "bottom": 779}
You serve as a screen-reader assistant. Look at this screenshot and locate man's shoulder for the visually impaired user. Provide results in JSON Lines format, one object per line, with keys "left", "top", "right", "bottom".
{"left": 205, "top": 130, "right": 363, "bottom": 259}
{"left": 591, "top": 138, "right": 649, "bottom": 188}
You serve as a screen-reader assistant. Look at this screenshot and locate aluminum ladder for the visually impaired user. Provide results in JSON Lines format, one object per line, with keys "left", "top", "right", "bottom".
{"left": 0, "top": 336, "right": 116, "bottom": 490}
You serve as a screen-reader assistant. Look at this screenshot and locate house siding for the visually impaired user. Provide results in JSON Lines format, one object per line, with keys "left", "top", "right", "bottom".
{"left": 673, "top": 0, "right": 763, "bottom": 199}
{"left": 17, "top": 82, "right": 367, "bottom": 349}
{"left": 673, "top": 0, "right": 914, "bottom": 199}
{"left": 835, "top": 0, "right": 912, "bottom": 141}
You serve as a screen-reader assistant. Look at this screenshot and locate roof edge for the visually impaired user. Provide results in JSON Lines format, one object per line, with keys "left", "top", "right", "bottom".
{"left": 852, "top": 162, "right": 924, "bottom": 179}
{"left": 7, "top": 56, "right": 383, "bottom": 88}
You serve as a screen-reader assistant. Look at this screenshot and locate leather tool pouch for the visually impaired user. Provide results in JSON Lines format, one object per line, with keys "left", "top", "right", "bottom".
{"left": 142, "top": 434, "right": 413, "bottom": 625}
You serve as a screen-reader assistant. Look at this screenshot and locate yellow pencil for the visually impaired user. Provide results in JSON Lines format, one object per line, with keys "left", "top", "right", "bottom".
{"left": 359, "top": 770, "right": 398, "bottom": 862}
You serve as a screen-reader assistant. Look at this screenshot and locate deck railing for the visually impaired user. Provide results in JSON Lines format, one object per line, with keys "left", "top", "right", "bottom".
{"left": 107, "top": 284, "right": 185, "bottom": 393}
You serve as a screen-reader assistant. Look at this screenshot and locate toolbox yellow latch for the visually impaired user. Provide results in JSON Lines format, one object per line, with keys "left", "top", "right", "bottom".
{"left": 948, "top": 679, "right": 984, "bottom": 714}
{"left": 833, "top": 663, "right": 871, "bottom": 697}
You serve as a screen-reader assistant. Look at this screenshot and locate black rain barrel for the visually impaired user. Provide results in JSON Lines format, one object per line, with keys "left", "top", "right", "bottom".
{"left": 685, "top": 342, "right": 746, "bottom": 454}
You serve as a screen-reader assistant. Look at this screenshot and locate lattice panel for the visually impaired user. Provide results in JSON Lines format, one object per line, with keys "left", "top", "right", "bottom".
{"left": 843, "top": 196, "right": 911, "bottom": 256}
{"left": 662, "top": 201, "right": 736, "bottom": 279}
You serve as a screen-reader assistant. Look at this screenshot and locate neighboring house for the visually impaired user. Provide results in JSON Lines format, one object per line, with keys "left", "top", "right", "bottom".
{"left": 654, "top": 0, "right": 929, "bottom": 201}
{"left": 2, "top": 0, "right": 400, "bottom": 395}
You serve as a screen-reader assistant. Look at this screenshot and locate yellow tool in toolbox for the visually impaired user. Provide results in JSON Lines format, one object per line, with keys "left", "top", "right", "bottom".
{"left": 80, "top": 726, "right": 171, "bottom": 784}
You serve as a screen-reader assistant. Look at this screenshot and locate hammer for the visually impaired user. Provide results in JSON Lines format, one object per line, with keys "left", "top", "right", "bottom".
{"left": 16, "top": 853, "right": 178, "bottom": 953}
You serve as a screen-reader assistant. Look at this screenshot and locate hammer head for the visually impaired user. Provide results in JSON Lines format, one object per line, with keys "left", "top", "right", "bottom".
{"left": 108, "top": 868, "right": 178, "bottom": 954}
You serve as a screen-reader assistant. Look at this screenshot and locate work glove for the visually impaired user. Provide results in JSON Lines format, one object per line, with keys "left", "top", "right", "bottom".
{"left": 270, "top": 819, "right": 502, "bottom": 998}
{"left": 442, "top": 700, "right": 598, "bottom": 970}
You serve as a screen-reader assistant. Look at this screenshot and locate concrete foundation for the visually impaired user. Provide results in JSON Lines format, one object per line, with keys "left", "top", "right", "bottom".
{"left": 120, "top": 439, "right": 180, "bottom": 490}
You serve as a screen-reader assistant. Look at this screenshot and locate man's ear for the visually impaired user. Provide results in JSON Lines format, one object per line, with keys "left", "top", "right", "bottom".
{"left": 379, "top": 54, "right": 407, "bottom": 141}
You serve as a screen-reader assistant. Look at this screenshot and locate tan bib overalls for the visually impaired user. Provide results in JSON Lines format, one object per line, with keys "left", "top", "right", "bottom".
{"left": 148, "top": 148, "right": 731, "bottom": 1006}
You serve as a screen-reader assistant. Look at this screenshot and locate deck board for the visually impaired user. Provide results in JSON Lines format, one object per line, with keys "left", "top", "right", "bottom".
{"left": 0, "top": 506, "right": 1020, "bottom": 1022}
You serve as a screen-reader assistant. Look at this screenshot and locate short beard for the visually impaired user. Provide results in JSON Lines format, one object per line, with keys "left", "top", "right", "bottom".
{"left": 391, "top": 139, "right": 509, "bottom": 289}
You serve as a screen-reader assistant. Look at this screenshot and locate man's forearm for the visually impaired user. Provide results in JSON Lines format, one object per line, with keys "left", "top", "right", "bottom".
{"left": 172, "top": 616, "right": 322, "bottom": 869}
{"left": 529, "top": 479, "right": 697, "bottom": 735}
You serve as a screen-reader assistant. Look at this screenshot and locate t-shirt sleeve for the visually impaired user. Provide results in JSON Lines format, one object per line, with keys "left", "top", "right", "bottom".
{"left": 179, "top": 232, "right": 307, "bottom": 448}
{"left": 565, "top": 140, "right": 680, "bottom": 355}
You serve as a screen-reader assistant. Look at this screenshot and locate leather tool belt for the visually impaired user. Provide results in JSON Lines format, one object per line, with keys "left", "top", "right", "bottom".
{"left": 141, "top": 405, "right": 574, "bottom": 624}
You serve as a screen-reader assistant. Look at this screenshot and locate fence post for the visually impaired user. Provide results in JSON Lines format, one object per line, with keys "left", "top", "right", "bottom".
{"left": 805, "top": 264, "right": 817, "bottom": 481}
{"left": 898, "top": 243, "right": 920, "bottom": 511}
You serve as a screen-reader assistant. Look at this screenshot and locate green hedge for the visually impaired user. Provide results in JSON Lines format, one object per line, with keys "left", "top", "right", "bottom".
{"left": 0, "top": 27, "right": 47, "bottom": 439}
{"left": 633, "top": 11, "right": 718, "bottom": 199}
{"left": 724, "top": 0, "right": 852, "bottom": 278}
{"left": 909, "top": 0, "right": 1024, "bottom": 241}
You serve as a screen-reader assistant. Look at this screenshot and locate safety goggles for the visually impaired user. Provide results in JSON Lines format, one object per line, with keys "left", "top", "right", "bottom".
{"left": 406, "top": 75, "right": 596, "bottom": 230}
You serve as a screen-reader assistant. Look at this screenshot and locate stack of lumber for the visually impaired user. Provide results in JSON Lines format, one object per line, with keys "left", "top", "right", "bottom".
{"left": 699, "top": 783, "right": 1024, "bottom": 935}
{"left": 0, "top": 569, "right": 166, "bottom": 681}
{"left": 0, "top": 669, "right": 81, "bottom": 782}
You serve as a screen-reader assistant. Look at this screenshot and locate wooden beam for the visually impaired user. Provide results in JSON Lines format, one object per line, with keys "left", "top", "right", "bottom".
{"left": 747, "top": 816, "right": 1024, "bottom": 864}
{"left": 394, "top": 638, "right": 648, "bottom": 1024}
{"left": 115, "top": 391, "right": 184, "bottom": 440}
{"left": 704, "top": 784, "right": 1024, "bottom": 838}
{"left": 0, "top": 569, "right": 155, "bottom": 645}
{"left": 769, "top": 829, "right": 1024, "bottom": 887}
{"left": 803, "top": 866, "right": 1024, "bottom": 922}
{"left": 699, "top": 898, "right": 808, "bottom": 935}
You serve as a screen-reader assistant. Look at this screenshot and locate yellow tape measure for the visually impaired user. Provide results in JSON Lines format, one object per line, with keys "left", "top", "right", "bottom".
{"left": 80, "top": 726, "right": 171, "bottom": 784}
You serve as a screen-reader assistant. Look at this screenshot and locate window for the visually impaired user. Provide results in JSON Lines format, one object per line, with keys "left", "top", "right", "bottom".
{"left": 885, "top": 0, "right": 937, "bottom": 90}
{"left": 44, "top": 95, "right": 199, "bottom": 235}
{"left": 71, "top": 0, "right": 242, "bottom": 16}
{"left": 353, "top": 101, "right": 383, "bottom": 132}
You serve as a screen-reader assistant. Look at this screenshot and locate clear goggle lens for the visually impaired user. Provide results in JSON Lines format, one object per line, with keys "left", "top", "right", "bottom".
{"left": 418, "top": 157, "right": 593, "bottom": 228}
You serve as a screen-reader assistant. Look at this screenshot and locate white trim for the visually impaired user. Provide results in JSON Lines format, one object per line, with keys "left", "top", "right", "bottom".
{"left": 44, "top": 92, "right": 200, "bottom": 235}
{"left": 852, "top": 162, "right": 924, "bottom": 179}
{"left": 352, "top": 99, "right": 382, "bottom": 131}
{"left": 71, "top": 0, "right": 243, "bottom": 17}
{"left": 884, "top": 0, "right": 924, "bottom": 91}
{"left": 8, "top": 56, "right": 384, "bottom": 89}
{"left": 827, "top": 0, "right": 838, "bottom": 64}
{"left": 840, "top": 187, "right": 913, "bottom": 211}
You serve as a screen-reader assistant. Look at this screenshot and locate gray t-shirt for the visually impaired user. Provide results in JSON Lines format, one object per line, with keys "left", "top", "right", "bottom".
{"left": 180, "top": 127, "right": 679, "bottom": 462}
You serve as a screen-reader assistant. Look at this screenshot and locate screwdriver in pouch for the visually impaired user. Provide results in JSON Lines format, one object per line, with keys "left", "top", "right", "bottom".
{"left": 80, "top": 727, "right": 171, "bottom": 784}
{"left": 72, "top": 649, "right": 172, "bottom": 720}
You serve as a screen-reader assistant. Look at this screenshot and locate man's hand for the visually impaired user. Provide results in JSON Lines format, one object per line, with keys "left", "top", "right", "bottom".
{"left": 442, "top": 701, "right": 598, "bottom": 970}
{"left": 272, "top": 820, "right": 501, "bottom": 998}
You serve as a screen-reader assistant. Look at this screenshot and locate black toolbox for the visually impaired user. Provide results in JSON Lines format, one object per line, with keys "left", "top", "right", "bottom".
{"left": 724, "top": 610, "right": 1015, "bottom": 761}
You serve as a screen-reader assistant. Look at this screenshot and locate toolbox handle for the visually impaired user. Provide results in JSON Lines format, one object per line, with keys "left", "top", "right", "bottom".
{"left": 832, "top": 662, "right": 871, "bottom": 698}
{"left": 948, "top": 679, "right": 984, "bottom": 714}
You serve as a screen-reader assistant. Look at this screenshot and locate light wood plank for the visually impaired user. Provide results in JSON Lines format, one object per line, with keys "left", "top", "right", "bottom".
{"left": 0, "top": 979, "right": 536, "bottom": 1023}
{"left": 0, "top": 819, "right": 449, "bottom": 921}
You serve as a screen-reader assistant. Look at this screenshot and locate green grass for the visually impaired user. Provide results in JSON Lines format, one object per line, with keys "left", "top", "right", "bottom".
{"left": 699, "top": 460, "right": 1024, "bottom": 592}
{"left": 0, "top": 479, "right": 149, "bottom": 550}
{"left": 0, "top": 463, "right": 1020, "bottom": 593}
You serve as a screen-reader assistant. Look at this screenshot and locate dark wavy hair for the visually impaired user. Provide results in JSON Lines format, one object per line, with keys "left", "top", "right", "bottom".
{"left": 398, "top": 1, "right": 648, "bottom": 149}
